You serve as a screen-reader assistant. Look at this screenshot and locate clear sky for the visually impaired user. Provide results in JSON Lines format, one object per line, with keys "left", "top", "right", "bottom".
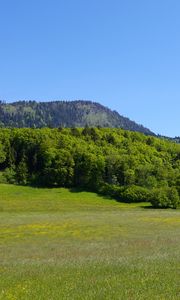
{"left": 0, "top": 0, "right": 179, "bottom": 137}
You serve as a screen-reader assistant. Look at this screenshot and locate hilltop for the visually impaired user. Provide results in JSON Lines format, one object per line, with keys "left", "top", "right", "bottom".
{"left": 0, "top": 100, "right": 154, "bottom": 135}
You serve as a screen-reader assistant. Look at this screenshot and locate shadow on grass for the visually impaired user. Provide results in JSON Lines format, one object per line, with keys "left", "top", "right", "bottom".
{"left": 143, "top": 205, "right": 177, "bottom": 210}
{"left": 141, "top": 205, "right": 154, "bottom": 209}
{"left": 69, "top": 187, "right": 151, "bottom": 208}
{"left": 69, "top": 187, "right": 113, "bottom": 200}
{"left": 3, "top": 182, "right": 153, "bottom": 209}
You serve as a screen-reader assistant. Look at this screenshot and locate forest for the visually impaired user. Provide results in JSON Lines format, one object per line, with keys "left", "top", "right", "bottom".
{"left": 0, "top": 127, "right": 180, "bottom": 208}
{"left": 0, "top": 100, "right": 154, "bottom": 135}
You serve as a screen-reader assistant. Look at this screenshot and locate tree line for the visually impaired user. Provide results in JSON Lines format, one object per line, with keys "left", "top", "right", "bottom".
{"left": 0, "top": 127, "right": 179, "bottom": 208}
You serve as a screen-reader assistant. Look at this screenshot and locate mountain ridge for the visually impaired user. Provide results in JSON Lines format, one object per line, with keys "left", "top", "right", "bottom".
{"left": 0, "top": 100, "right": 155, "bottom": 135}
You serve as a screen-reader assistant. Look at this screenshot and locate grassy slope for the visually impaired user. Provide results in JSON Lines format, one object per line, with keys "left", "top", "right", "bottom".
{"left": 0, "top": 184, "right": 180, "bottom": 300}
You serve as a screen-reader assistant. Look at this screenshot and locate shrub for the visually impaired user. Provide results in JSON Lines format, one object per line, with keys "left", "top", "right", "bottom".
{"left": 99, "top": 184, "right": 151, "bottom": 203}
{"left": 120, "top": 185, "right": 151, "bottom": 203}
{"left": 150, "top": 187, "right": 180, "bottom": 209}
{"left": 3, "top": 167, "right": 16, "bottom": 184}
{"left": 99, "top": 184, "right": 124, "bottom": 199}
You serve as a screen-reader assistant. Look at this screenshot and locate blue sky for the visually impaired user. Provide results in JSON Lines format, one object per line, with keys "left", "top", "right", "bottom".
{"left": 0, "top": 0, "right": 179, "bottom": 137}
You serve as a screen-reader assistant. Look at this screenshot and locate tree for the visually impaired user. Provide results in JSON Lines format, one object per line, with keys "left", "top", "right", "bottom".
{"left": 0, "top": 143, "right": 6, "bottom": 164}
{"left": 16, "top": 159, "right": 28, "bottom": 185}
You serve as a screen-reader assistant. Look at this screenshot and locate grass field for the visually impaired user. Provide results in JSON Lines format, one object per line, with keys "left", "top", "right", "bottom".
{"left": 0, "top": 184, "right": 180, "bottom": 299}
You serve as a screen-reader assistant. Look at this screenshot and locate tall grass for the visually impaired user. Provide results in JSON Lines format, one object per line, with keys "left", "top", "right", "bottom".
{"left": 0, "top": 184, "right": 179, "bottom": 299}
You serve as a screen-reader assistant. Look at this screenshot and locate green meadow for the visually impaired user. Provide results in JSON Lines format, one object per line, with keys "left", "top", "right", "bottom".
{"left": 0, "top": 184, "right": 180, "bottom": 299}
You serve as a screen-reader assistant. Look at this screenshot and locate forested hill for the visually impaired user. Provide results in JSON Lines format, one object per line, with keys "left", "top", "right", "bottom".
{"left": 0, "top": 100, "right": 154, "bottom": 135}
{"left": 0, "top": 127, "right": 179, "bottom": 208}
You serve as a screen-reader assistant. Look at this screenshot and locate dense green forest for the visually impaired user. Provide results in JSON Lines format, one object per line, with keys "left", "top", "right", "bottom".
{"left": 0, "top": 127, "right": 180, "bottom": 208}
{"left": 0, "top": 100, "right": 154, "bottom": 135}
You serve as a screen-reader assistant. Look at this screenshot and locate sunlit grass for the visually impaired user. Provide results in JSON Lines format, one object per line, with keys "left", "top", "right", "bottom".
{"left": 0, "top": 184, "right": 180, "bottom": 299}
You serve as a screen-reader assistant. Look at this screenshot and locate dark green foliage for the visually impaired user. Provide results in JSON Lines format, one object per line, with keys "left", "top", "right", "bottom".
{"left": 150, "top": 187, "right": 180, "bottom": 209}
{"left": 120, "top": 185, "right": 152, "bottom": 203}
{"left": 0, "top": 100, "right": 154, "bottom": 135}
{"left": 3, "top": 167, "right": 16, "bottom": 184}
{"left": 16, "top": 159, "right": 28, "bottom": 185}
{"left": 0, "top": 143, "right": 6, "bottom": 163}
{"left": 99, "top": 184, "right": 124, "bottom": 199}
{"left": 0, "top": 127, "right": 179, "bottom": 207}
{"left": 40, "top": 150, "right": 75, "bottom": 187}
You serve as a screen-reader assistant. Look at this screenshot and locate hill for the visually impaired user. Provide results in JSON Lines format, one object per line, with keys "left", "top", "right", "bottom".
{"left": 0, "top": 100, "right": 154, "bottom": 135}
{"left": 0, "top": 127, "right": 179, "bottom": 208}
